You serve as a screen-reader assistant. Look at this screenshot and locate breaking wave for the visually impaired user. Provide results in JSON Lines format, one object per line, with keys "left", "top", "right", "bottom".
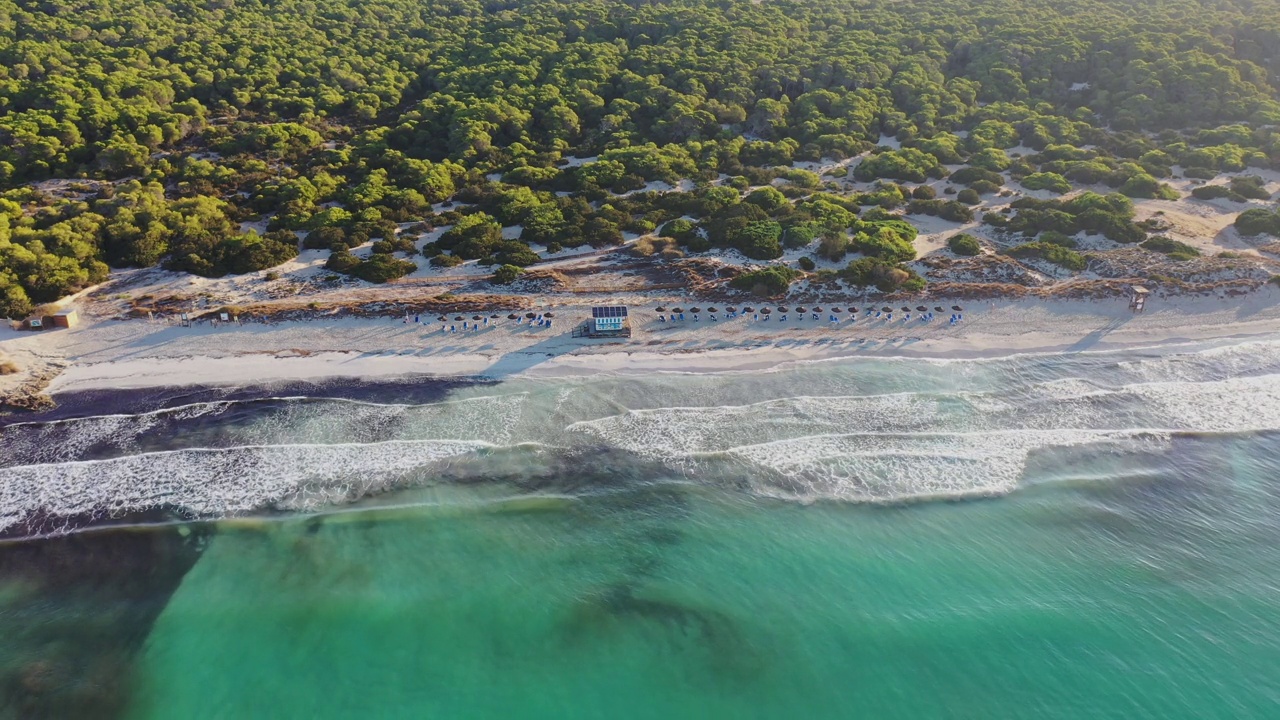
{"left": 2, "top": 339, "right": 1277, "bottom": 534}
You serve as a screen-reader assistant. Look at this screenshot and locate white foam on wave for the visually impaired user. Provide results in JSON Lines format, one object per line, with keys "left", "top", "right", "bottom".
{"left": 0, "top": 400, "right": 237, "bottom": 467}
{"left": 0, "top": 392, "right": 535, "bottom": 468}
{"left": 718, "top": 429, "right": 1159, "bottom": 502}
{"left": 567, "top": 371, "right": 1280, "bottom": 502}
{"left": 0, "top": 439, "right": 487, "bottom": 533}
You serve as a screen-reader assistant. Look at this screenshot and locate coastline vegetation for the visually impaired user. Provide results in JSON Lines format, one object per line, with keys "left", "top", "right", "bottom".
{"left": 3, "top": 0, "right": 1280, "bottom": 316}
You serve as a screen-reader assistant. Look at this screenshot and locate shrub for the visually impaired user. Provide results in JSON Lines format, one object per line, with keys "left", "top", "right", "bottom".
{"left": 303, "top": 226, "right": 347, "bottom": 250}
{"left": 1191, "top": 185, "right": 1244, "bottom": 202}
{"left": 949, "top": 166, "right": 1004, "bottom": 186}
{"left": 1119, "top": 174, "right": 1179, "bottom": 200}
{"left": 948, "top": 234, "right": 982, "bottom": 256}
{"left": 956, "top": 188, "right": 981, "bottom": 205}
{"left": 491, "top": 264, "right": 523, "bottom": 284}
{"left": 1020, "top": 172, "right": 1071, "bottom": 194}
{"left": 853, "top": 226, "right": 916, "bottom": 262}
{"left": 798, "top": 256, "right": 817, "bottom": 271}
{"left": 729, "top": 265, "right": 801, "bottom": 296}
{"left": 348, "top": 255, "right": 416, "bottom": 283}
{"left": 1183, "top": 166, "right": 1217, "bottom": 179}
{"left": 782, "top": 224, "right": 816, "bottom": 249}
{"left": 324, "top": 250, "right": 360, "bottom": 273}
{"left": 1141, "top": 236, "right": 1201, "bottom": 260}
{"left": 1230, "top": 175, "right": 1271, "bottom": 200}
{"left": 430, "top": 253, "right": 463, "bottom": 268}
{"left": 817, "top": 233, "right": 851, "bottom": 261}
{"left": 912, "top": 185, "right": 937, "bottom": 200}
{"left": 840, "top": 257, "right": 926, "bottom": 292}
{"left": 1039, "top": 231, "right": 1077, "bottom": 248}
{"left": 969, "top": 179, "right": 1002, "bottom": 195}
{"left": 1235, "top": 208, "right": 1280, "bottom": 237}
{"left": 1006, "top": 241, "right": 1087, "bottom": 271}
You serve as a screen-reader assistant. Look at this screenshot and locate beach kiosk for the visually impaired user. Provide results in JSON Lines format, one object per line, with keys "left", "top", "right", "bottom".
{"left": 1128, "top": 285, "right": 1149, "bottom": 313}
{"left": 575, "top": 306, "right": 632, "bottom": 338}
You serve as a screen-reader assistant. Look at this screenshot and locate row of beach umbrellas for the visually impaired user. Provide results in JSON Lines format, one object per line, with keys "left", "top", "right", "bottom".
{"left": 435, "top": 312, "right": 555, "bottom": 321}
{"left": 655, "top": 305, "right": 963, "bottom": 314}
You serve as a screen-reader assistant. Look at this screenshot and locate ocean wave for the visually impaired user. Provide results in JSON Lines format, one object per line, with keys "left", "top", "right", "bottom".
{"left": 0, "top": 439, "right": 491, "bottom": 535}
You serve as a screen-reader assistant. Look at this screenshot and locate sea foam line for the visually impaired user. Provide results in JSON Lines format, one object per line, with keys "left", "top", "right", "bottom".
{"left": 0, "top": 439, "right": 494, "bottom": 533}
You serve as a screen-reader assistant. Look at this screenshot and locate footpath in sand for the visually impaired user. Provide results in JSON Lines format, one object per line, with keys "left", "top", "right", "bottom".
{"left": 4, "top": 288, "right": 1280, "bottom": 399}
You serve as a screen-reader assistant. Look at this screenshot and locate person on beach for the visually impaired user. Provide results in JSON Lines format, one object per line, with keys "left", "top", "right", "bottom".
{"left": 659, "top": 314, "right": 666, "bottom": 322}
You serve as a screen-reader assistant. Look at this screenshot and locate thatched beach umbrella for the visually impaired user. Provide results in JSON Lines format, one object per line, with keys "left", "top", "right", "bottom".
{"left": 813, "top": 306, "right": 823, "bottom": 312}
{"left": 707, "top": 307, "right": 718, "bottom": 313}
{"left": 777, "top": 306, "right": 789, "bottom": 312}
{"left": 935, "top": 306, "right": 944, "bottom": 312}
{"left": 849, "top": 307, "right": 858, "bottom": 313}
{"left": 831, "top": 307, "right": 843, "bottom": 313}
{"left": 490, "top": 314, "right": 500, "bottom": 319}
{"left": 881, "top": 307, "right": 892, "bottom": 313}
{"left": 796, "top": 306, "right": 806, "bottom": 313}
{"left": 472, "top": 315, "right": 482, "bottom": 320}
{"left": 742, "top": 306, "right": 754, "bottom": 312}
{"left": 726, "top": 306, "right": 738, "bottom": 312}
{"left": 544, "top": 312, "right": 554, "bottom": 318}
{"left": 507, "top": 314, "right": 519, "bottom": 319}
{"left": 454, "top": 315, "right": 464, "bottom": 321}
{"left": 437, "top": 315, "right": 447, "bottom": 321}
{"left": 952, "top": 305, "right": 963, "bottom": 311}
{"left": 655, "top": 306, "right": 666, "bottom": 312}
{"left": 916, "top": 305, "right": 928, "bottom": 312}
{"left": 672, "top": 307, "right": 683, "bottom": 313}
{"left": 760, "top": 308, "right": 772, "bottom": 315}
{"left": 526, "top": 312, "right": 537, "bottom": 318}
{"left": 690, "top": 307, "right": 702, "bottom": 313}
{"left": 901, "top": 306, "right": 910, "bottom": 312}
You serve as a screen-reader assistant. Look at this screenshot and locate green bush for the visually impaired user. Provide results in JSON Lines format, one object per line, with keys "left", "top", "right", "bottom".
{"left": 1020, "top": 172, "right": 1072, "bottom": 194}
{"left": 492, "top": 264, "right": 524, "bottom": 284}
{"left": 729, "top": 265, "right": 801, "bottom": 296}
{"left": 840, "top": 257, "right": 926, "bottom": 292}
{"left": 1006, "top": 241, "right": 1087, "bottom": 271}
{"left": 1191, "top": 185, "right": 1244, "bottom": 202}
{"left": 948, "top": 234, "right": 982, "bottom": 256}
{"left": 853, "top": 226, "right": 916, "bottom": 262}
{"left": 1230, "top": 175, "right": 1271, "bottom": 200}
{"left": 429, "top": 253, "right": 463, "bottom": 268}
{"left": 798, "top": 256, "right": 817, "bottom": 271}
{"left": 350, "top": 255, "right": 416, "bottom": 283}
{"left": 1141, "top": 236, "right": 1201, "bottom": 260}
{"left": 1235, "top": 208, "right": 1280, "bottom": 237}
{"left": 957, "top": 188, "right": 981, "bottom": 205}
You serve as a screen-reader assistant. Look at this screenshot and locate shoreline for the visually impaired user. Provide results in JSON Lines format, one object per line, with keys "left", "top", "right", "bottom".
{"left": 0, "top": 289, "right": 1275, "bottom": 401}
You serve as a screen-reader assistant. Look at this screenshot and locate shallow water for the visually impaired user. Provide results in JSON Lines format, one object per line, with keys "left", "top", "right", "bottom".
{"left": 3, "top": 339, "right": 1280, "bottom": 718}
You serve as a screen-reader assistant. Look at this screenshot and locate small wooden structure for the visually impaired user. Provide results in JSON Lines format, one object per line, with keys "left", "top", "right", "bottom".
{"left": 574, "top": 306, "right": 632, "bottom": 338}
{"left": 1128, "top": 285, "right": 1150, "bottom": 313}
{"left": 50, "top": 309, "right": 79, "bottom": 328}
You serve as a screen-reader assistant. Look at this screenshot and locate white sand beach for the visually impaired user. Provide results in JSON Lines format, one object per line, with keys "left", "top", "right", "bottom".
{"left": 4, "top": 287, "right": 1280, "bottom": 399}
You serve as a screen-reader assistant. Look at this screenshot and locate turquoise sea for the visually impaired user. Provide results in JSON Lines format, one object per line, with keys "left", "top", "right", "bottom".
{"left": 2, "top": 340, "right": 1280, "bottom": 718}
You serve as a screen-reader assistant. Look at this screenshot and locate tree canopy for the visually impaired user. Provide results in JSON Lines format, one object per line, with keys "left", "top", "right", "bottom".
{"left": 4, "top": 0, "right": 1280, "bottom": 313}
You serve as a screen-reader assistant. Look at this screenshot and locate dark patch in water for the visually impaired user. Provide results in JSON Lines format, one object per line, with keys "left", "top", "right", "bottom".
{"left": 5, "top": 375, "right": 487, "bottom": 427}
{"left": 0, "top": 516, "right": 210, "bottom": 719}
